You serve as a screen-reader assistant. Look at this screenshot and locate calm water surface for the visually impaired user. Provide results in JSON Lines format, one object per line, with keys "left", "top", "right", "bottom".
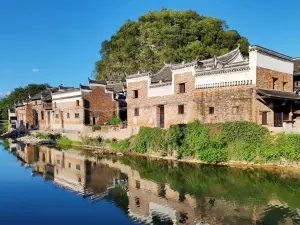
{"left": 0, "top": 139, "right": 300, "bottom": 225}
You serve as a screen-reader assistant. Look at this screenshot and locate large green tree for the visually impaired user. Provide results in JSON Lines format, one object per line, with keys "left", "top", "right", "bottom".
{"left": 0, "top": 84, "right": 51, "bottom": 119}
{"left": 95, "top": 9, "right": 249, "bottom": 80}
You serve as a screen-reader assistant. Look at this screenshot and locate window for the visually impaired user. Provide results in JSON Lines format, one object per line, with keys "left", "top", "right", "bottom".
{"left": 55, "top": 114, "right": 59, "bottom": 119}
{"left": 68, "top": 162, "right": 71, "bottom": 168}
{"left": 57, "top": 159, "right": 60, "bottom": 164}
{"left": 209, "top": 107, "right": 214, "bottom": 115}
{"left": 135, "top": 197, "right": 140, "bottom": 208}
{"left": 179, "top": 83, "right": 185, "bottom": 93}
{"left": 272, "top": 77, "right": 278, "bottom": 89}
{"left": 134, "top": 108, "right": 139, "bottom": 116}
{"left": 76, "top": 164, "right": 80, "bottom": 170}
{"left": 75, "top": 113, "right": 80, "bottom": 118}
{"left": 41, "top": 111, "right": 44, "bottom": 120}
{"left": 133, "top": 90, "right": 139, "bottom": 98}
{"left": 178, "top": 105, "right": 184, "bottom": 114}
{"left": 54, "top": 102, "right": 57, "bottom": 108}
{"left": 76, "top": 100, "right": 80, "bottom": 106}
{"left": 136, "top": 180, "right": 141, "bottom": 189}
{"left": 232, "top": 106, "right": 239, "bottom": 115}
{"left": 67, "top": 113, "right": 70, "bottom": 119}
{"left": 283, "top": 82, "right": 287, "bottom": 91}
{"left": 262, "top": 112, "right": 268, "bottom": 125}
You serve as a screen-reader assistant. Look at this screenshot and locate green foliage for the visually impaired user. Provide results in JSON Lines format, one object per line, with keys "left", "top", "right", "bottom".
{"left": 134, "top": 127, "right": 166, "bottom": 154}
{"left": 57, "top": 137, "right": 82, "bottom": 147}
{"left": 95, "top": 9, "right": 249, "bottom": 80}
{"left": 110, "top": 140, "right": 130, "bottom": 151}
{"left": 34, "top": 132, "right": 61, "bottom": 140}
{"left": 0, "top": 84, "right": 51, "bottom": 119}
{"left": 108, "top": 115, "right": 121, "bottom": 126}
{"left": 82, "top": 136, "right": 103, "bottom": 146}
{"left": 128, "top": 121, "right": 300, "bottom": 164}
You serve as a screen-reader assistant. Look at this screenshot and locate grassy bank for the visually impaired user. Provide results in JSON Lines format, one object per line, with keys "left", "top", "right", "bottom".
{"left": 101, "top": 121, "right": 300, "bottom": 165}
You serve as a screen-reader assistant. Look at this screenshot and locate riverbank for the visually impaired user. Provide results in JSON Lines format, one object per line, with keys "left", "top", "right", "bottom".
{"left": 8, "top": 121, "right": 300, "bottom": 172}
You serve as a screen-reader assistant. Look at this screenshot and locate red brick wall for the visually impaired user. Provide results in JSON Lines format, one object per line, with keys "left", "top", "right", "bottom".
{"left": 256, "top": 67, "right": 293, "bottom": 91}
{"left": 84, "top": 87, "right": 118, "bottom": 124}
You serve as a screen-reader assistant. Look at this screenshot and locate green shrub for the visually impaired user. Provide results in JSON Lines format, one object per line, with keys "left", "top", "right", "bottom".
{"left": 134, "top": 127, "right": 166, "bottom": 154}
{"left": 179, "top": 121, "right": 210, "bottom": 158}
{"left": 283, "top": 134, "right": 300, "bottom": 161}
{"left": 165, "top": 124, "right": 185, "bottom": 154}
{"left": 222, "top": 121, "right": 269, "bottom": 144}
{"left": 111, "top": 140, "right": 130, "bottom": 151}
{"left": 198, "top": 147, "right": 228, "bottom": 163}
{"left": 108, "top": 115, "right": 121, "bottom": 126}
{"left": 82, "top": 136, "right": 103, "bottom": 146}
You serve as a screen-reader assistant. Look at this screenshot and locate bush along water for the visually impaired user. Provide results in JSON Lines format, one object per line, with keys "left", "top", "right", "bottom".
{"left": 115, "top": 121, "right": 300, "bottom": 165}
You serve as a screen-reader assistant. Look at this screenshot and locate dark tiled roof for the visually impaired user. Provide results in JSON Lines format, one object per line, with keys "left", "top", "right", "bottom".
{"left": 294, "top": 59, "right": 300, "bottom": 76}
{"left": 257, "top": 88, "right": 300, "bottom": 100}
{"left": 88, "top": 78, "right": 106, "bottom": 85}
{"left": 106, "top": 83, "right": 124, "bottom": 93}
{"left": 80, "top": 84, "right": 91, "bottom": 91}
{"left": 151, "top": 66, "right": 172, "bottom": 84}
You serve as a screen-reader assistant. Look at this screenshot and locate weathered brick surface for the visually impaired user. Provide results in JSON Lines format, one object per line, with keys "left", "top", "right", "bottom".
{"left": 195, "top": 86, "right": 255, "bottom": 123}
{"left": 127, "top": 72, "right": 197, "bottom": 128}
{"left": 84, "top": 87, "right": 118, "bottom": 124}
{"left": 256, "top": 67, "right": 293, "bottom": 91}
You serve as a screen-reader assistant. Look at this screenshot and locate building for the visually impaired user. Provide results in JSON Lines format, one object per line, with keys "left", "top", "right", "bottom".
{"left": 8, "top": 107, "right": 17, "bottom": 130}
{"left": 294, "top": 58, "right": 300, "bottom": 93}
{"left": 127, "top": 45, "right": 300, "bottom": 129}
{"left": 83, "top": 79, "right": 127, "bottom": 125}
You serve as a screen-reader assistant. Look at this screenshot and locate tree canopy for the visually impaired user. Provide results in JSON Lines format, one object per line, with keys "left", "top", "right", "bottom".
{"left": 0, "top": 84, "right": 51, "bottom": 119}
{"left": 95, "top": 9, "right": 249, "bottom": 81}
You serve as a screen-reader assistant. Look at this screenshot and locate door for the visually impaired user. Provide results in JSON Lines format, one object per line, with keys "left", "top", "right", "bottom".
{"left": 274, "top": 111, "right": 283, "bottom": 127}
{"left": 158, "top": 105, "right": 165, "bottom": 128}
{"left": 60, "top": 111, "right": 64, "bottom": 129}
{"left": 47, "top": 111, "right": 50, "bottom": 125}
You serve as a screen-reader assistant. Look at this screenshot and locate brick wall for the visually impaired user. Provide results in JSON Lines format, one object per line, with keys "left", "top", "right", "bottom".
{"left": 195, "top": 86, "right": 254, "bottom": 124}
{"left": 127, "top": 72, "right": 197, "bottom": 129}
{"left": 84, "top": 86, "right": 118, "bottom": 124}
{"left": 256, "top": 67, "right": 293, "bottom": 91}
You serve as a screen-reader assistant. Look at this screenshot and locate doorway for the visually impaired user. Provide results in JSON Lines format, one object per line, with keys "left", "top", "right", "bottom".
{"left": 158, "top": 105, "right": 165, "bottom": 129}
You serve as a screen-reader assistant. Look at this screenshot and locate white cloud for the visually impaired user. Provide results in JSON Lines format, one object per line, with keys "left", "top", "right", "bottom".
{"left": 0, "top": 92, "right": 4, "bottom": 98}
{"left": 32, "top": 68, "right": 40, "bottom": 73}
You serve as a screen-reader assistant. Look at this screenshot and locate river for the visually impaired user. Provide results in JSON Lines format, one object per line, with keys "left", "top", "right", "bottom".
{"left": 0, "top": 139, "right": 300, "bottom": 225}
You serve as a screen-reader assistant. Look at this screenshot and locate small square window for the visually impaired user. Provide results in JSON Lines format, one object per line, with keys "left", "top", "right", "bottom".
{"left": 67, "top": 113, "right": 70, "bottom": 119}
{"left": 75, "top": 113, "right": 80, "bottom": 118}
{"left": 134, "top": 108, "right": 139, "bottom": 116}
{"left": 209, "top": 107, "right": 214, "bottom": 115}
{"left": 76, "top": 164, "right": 80, "bottom": 170}
{"left": 179, "top": 83, "right": 185, "bottom": 93}
{"left": 178, "top": 105, "right": 184, "bottom": 114}
{"left": 41, "top": 111, "right": 44, "bottom": 120}
{"left": 232, "top": 106, "right": 239, "bottom": 115}
{"left": 76, "top": 100, "right": 80, "bottom": 106}
{"left": 133, "top": 90, "right": 139, "bottom": 98}
{"left": 55, "top": 114, "right": 59, "bottom": 119}
{"left": 68, "top": 163, "right": 71, "bottom": 168}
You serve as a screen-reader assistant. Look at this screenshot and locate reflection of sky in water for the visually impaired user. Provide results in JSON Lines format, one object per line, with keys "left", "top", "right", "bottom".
{"left": 0, "top": 141, "right": 300, "bottom": 225}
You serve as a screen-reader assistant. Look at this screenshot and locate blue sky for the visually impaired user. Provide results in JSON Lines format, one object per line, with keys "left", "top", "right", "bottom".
{"left": 0, "top": 0, "right": 299, "bottom": 97}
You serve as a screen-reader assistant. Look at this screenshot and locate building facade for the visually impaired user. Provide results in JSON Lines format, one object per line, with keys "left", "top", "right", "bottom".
{"left": 127, "top": 45, "right": 300, "bottom": 129}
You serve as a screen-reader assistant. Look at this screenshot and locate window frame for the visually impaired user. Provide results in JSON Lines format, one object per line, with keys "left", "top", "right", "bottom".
{"left": 134, "top": 108, "right": 139, "bottom": 117}
{"left": 74, "top": 113, "right": 80, "bottom": 119}
{"left": 179, "top": 83, "right": 186, "bottom": 94}
{"left": 178, "top": 105, "right": 185, "bottom": 115}
{"left": 76, "top": 100, "right": 80, "bottom": 106}
{"left": 133, "top": 90, "right": 139, "bottom": 99}
{"left": 209, "top": 107, "right": 215, "bottom": 115}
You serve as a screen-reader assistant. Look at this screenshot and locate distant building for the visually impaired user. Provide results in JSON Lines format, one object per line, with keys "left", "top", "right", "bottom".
{"left": 127, "top": 45, "right": 299, "bottom": 129}
{"left": 8, "top": 107, "right": 17, "bottom": 130}
{"left": 14, "top": 80, "right": 126, "bottom": 133}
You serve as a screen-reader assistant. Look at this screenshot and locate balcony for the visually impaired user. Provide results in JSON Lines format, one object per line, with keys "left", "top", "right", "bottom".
{"left": 43, "top": 103, "right": 53, "bottom": 110}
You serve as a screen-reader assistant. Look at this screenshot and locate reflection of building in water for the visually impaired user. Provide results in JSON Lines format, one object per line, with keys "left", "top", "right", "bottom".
{"left": 7, "top": 144, "right": 300, "bottom": 225}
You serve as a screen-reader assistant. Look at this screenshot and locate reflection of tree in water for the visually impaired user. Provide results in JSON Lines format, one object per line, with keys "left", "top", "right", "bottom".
{"left": 257, "top": 205, "right": 300, "bottom": 225}
{"left": 151, "top": 212, "right": 173, "bottom": 225}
